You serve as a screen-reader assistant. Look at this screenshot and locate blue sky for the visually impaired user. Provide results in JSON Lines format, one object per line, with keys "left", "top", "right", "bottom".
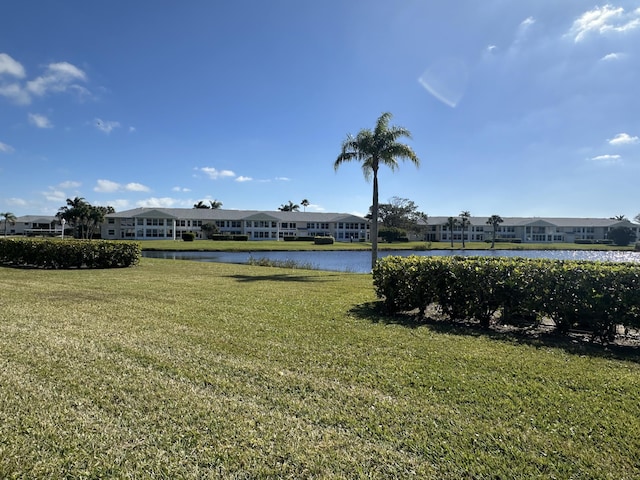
{"left": 1, "top": 1, "right": 639, "bottom": 219}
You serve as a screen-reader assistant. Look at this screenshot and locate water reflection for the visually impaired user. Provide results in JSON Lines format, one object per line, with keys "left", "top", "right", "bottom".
{"left": 142, "top": 249, "right": 640, "bottom": 274}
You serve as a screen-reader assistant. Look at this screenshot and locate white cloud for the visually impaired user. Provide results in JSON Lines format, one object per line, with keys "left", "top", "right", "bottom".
{"left": 94, "top": 179, "right": 150, "bottom": 193}
{"left": 125, "top": 182, "right": 150, "bottom": 192}
{"left": 94, "top": 118, "right": 121, "bottom": 134}
{"left": 275, "top": 177, "right": 291, "bottom": 181}
{"left": 136, "top": 197, "right": 179, "bottom": 208}
{"left": 0, "top": 141, "right": 14, "bottom": 153}
{"left": 26, "top": 61, "right": 87, "bottom": 97}
{"left": 567, "top": 5, "right": 640, "bottom": 42}
{"left": 6, "top": 197, "right": 28, "bottom": 207}
{"left": 172, "top": 186, "right": 192, "bottom": 192}
{"left": 42, "top": 187, "right": 67, "bottom": 202}
{"left": 106, "top": 199, "right": 131, "bottom": 211}
{"left": 0, "top": 53, "right": 26, "bottom": 78}
{"left": 129, "top": 126, "right": 136, "bottom": 133}
{"left": 601, "top": 52, "right": 623, "bottom": 61}
{"left": 28, "top": 113, "right": 53, "bottom": 128}
{"left": 0, "top": 83, "right": 30, "bottom": 104}
{"left": 235, "top": 176, "right": 252, "bottom": 182}
{"left": 200, "top": 167, "right": 236, "bottom": 180}
{"left": 58, "top": 180, "right": 81, "bottom": 189}
{"left": 591, "top": 154, "right": 621, "bottom": 163}
{"left": 608, "top": 133, "right": 639, "bottom": 145}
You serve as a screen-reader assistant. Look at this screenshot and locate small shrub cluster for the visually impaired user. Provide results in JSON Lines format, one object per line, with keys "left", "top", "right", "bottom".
{"left": 283, "top": 236, "right": 315, "bottom": 242}
{"left": 314, "top": 236, "right": 335, "bottom": 245}
{"left": 373, "top": 255, "right": 640, "bottom": 342}
{"left": 0, "top": 238, "right": 141, "bottom": 269}
{"left": 210, "top": 234, "right": 249, "bottom": 241}
{"left": 181, "top": 232, "right": 196, "bottom": 241}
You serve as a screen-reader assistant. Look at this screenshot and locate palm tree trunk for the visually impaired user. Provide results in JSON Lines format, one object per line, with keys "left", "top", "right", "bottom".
{"left": 371, "top": 169, "right": 379, "bottom": 270}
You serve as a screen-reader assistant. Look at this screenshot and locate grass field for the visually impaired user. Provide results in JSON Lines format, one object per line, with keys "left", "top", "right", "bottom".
{"left": 1, "top": 259, "right": 639, "bottom": 478}
{"left": 140, "top": 238, "right": 636, "bottom": 252}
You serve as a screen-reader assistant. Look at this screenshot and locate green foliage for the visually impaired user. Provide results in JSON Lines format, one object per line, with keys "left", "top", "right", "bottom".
{"left": 313, "top": 236, "right": 334, "bottom": 245}
{"left": 373, "top": 255, "right": 640, "bottom": 342}
{"left": 57, "top": 197, "right": 114, "bottom": 239}
{"left": 200, "top": 222, "right": 219, "bottom": 239}
{"left": 0, "top": 238, "right": 140, "bottom": 269}
{"left": 181, "top": 232, "right": 196, "bottom": 241}
{"left": 607, "top": 226, "right": 636, "bottom": 246}
{"left": 378, "top": 226, "right": 406, "bottom": 242}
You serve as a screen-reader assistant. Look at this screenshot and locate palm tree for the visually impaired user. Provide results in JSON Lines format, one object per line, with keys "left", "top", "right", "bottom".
{"left": 301, "top": 199, "right": 310, "bottom": 212}
{"left": 611, "top": 214, "right": 627, "bottom": 221}
{"left": 279, "top": 201, "right": 300, "bottom": 212}
{"left": 334, "top": 112, "right": 420, "bottom": 269}
{"left": 193, "top": 201, "right": 209, "bottom": 209}
{"left": 446, "top": 216, "right": 459, "bottom": 248}
{"left": 209, "top": 199, "right": 223, "bottom": 209}
{"left": 486, "top": 214, "right": 504, "bottom": 249}
{"left": 1, "top": 212, "right": 17, "bottom": 236}
{"left": 459, "top": 211, "right": 471, "bottom": 248}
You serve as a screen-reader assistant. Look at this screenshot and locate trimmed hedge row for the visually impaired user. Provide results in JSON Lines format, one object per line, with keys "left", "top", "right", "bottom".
{"left": 314, "top": 236, "right": 335, "bottom": 245}
{"left": 0, "top": 238, "right": 141, "bottom": 269}
{"left": 373, "top": 255, "right": 640, "bottom": 342}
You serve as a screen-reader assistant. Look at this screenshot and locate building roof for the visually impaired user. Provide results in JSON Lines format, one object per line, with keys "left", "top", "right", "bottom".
{"left": 105, "top": 207, "right": 367, "bottom": 223}
{"left": 426, "top": 216, "right": 638, "bottom": 228}
{"left": 15, "top": 215, "right": 57, "bottom": 224}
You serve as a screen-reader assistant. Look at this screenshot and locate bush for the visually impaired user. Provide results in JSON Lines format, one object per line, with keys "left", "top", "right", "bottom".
{"left": 182, "top": 232, "right": 196, "bottom": 242}
{"left": 314, "top": 236, "right": 334, "bottom": 245}
{"left": 0, "top": 238, "right": 140, "bottom": 269}
{"left": 373, "top": 255, "right": 640, "bottom": 342}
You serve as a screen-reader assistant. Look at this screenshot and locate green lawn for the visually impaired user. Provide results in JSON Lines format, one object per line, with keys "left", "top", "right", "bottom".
{"left": 140, "top": 238, "right": 635, "bottom": 252}
{"left": 1, "top": 259, "right": 639, "bottom": 478}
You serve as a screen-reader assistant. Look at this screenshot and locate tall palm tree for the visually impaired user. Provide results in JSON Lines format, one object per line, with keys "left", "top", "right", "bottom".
{"left": 209, "top": 199, "right": 223, "bottom": 209}
{"left": 278, "top": 200, "right": 300, "bottom": 212}
{"left": 301, "top": 199, "right": 310, "bottom": 212}
{"left": 459, "top": 211, "right": 471, "bottom": 248}
{"left": 334, "top": 112, "right": 420, "bottom": 269}
{"left": 486, "top": 214, "right": 504, "bottom": 249}
{"left": 193, "top": 201, "right": 209, "bottom": 209}
{"left": 1, "top": 212, "right": 17, "bottom": 236}
{"left": 446, "top": 216, "right": 459, "bottom": 248}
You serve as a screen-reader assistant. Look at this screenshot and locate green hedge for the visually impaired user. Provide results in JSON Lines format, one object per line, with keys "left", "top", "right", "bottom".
{"left": 373, "top": 255, "right": 640, "bottom": 342}
{"left": 0, "top": 238, "right": 141, "bottom": 269}
{"left": 314, "top": 236, "right": 334, "bottom": 245}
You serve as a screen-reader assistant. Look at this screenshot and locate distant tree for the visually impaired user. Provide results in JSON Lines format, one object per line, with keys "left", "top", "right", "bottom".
{"left": 446, "top": 216, "right": 459, "bottom": 248}
{"left": 459, "top": 211, "right": 471, "bottom": 248}
{"left": 56, "top": 198, "right": 113, "bottom": 239}
{"left": 608, "top": 226, "right": 636, "bottom": 246}
{"left": 377, "top": 197, "right": 427, "bottom": 230}
{"left": 201, "top": 222, "right": 220, "bottom": 239}
{"left": 486, "top": 214, "right": 504, "bottom": 249}
{"left": 193, "top": 201, "right": 210, "bottom": 209}
{"left": 611, "top": 214, "right": 627, "bottom": 221}
{"left": 334, "top": 112, "right": 420, "bottom": 269}
{"left": 378, "top": 226, "right": 407, "bottom": 243}
{"left": 301, "top": 199, "right": 310, "bottom": 212}
{"left": 279, "top": 201, "right": 300, "bottom": 212}
{"left": 1, "top": 212, "right": 17, "bottom": 236}
{"left": 209, "top": 200, "right": 223, "bottom": 209}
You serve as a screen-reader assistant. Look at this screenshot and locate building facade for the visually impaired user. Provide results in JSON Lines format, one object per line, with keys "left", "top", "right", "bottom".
{"left": 101, "top": 208, "right": 370, "bottom": 242}
{"left": 415, "top": 216, "right": 640, "bottom": 244}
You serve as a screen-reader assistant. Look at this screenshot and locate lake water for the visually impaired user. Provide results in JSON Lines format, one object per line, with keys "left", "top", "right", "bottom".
{"left": 142, "top": 249, "right": 640, "bottom": 273}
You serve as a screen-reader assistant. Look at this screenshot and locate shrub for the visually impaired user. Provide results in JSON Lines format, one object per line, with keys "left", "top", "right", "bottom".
{"left": 373, "top": 255, "right": 640, "bottom": 342}
{"left": 182, "top": 232, "right": 196, "bottom": 242}
{"left": 314, "top": 236, "right": 334, "bottom": 245}
{"left": 0, "top": 238, "right": 140, "bottom": 269}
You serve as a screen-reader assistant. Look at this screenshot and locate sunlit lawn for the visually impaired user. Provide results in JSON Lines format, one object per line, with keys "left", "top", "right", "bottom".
{"left": 139, "top": 239, "right": 634, "bottom": 252}
{"left": 1, "top": 259, "right": 639, "bottom": 478}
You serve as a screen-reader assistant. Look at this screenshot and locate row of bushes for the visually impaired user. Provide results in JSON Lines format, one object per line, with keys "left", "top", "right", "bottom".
{"left": 0, "top": 238, "right": 141, "bottom": 269}
{"left": 373, "top": 255, "right": 640, "bottom": 342}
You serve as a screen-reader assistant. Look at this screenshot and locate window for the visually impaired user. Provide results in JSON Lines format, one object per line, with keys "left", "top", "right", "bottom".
{"left": 108, "top": 218, "right": 115, "bottom": 224}
{"left": 108, "top": 229, "right": 115, "bottom": 236}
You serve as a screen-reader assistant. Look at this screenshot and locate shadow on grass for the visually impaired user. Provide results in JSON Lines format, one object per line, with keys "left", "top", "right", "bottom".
{"left": 350, "top": 301, "right": 640, "bottom": 363}
{"left": 225, "top": 273, "right": 338, "bottom": 283}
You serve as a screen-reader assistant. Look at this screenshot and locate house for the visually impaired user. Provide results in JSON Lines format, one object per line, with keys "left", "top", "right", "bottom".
{"left": 101, "top": 208, "right": 370, "bottom": 242}
{"left": 6, "top": 215, "right": 60, "bottom": 236}
{"left": 414, "top": 216, "right": 640, "bottom": 244}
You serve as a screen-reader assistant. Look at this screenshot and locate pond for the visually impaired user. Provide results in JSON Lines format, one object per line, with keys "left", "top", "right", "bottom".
{"left": 142, "top": 249, "right": 640, "bottom": 273}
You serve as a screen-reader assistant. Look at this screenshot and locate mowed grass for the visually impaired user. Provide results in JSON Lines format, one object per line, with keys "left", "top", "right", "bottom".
{"left": 1, "top": 259, "right": 639, "bottom": 478}
{"left": 140, "top": 239, "right": 635, "bottom": 252}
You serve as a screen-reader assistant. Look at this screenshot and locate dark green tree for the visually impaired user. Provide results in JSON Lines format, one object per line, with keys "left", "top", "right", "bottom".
{"left": 459, "top": 211, "right": 471, "bottom": 248}
{"left": 1, "top": 212, "right": 17, "bottom": 236}
{"left": 446, "top": 217, "right": 459, "bottom": 248}
{"left": 201, "top": 222, "right": 220, "bottom": 239}
{"left": 193, "top": 201, "right": 210, "bottom": 209}
{"left": 608, "top": 226, "right": 636, "bottom": 246}
{"left": 334, "top": 112, "right": 420, "bottom": 269}
{"left": 279, "top": 201, "right": 300, "bottom": 212}
{"left": 486, "top": 214, "right": 504, "bottom": 249}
